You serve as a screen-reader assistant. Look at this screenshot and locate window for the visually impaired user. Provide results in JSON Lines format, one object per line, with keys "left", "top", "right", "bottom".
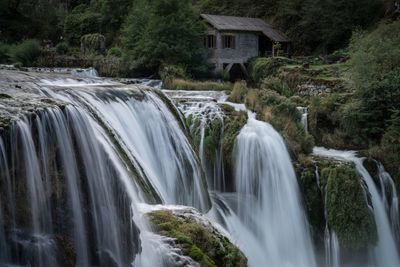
{"left": 204, "top": 35, "right": 216, "bottom": 48}
{"left": 222, "top": 35, "right": 236, "bottom": 49}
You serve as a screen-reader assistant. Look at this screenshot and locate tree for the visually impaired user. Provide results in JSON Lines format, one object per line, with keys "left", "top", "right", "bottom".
{"left": 122, "top": 0, "right": 207, "bottom": 75}
{"left": 347, "top": 20, "right": 400, "bottom": 140}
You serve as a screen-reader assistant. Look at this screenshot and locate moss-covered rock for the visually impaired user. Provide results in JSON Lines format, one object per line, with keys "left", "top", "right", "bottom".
{"left": 220, "top": 104, "right": 247, "bottom": 191}
{"left": 246, "top": 88, "right": 314, "bottom": 158}
{"left": 146, "top": 208, "right": 247, "bottom": 267}
{"left": 298, "top": 166, "right": 325, "bottom": 240}
{"left": 321, "top": 165, "right": 377, "bottom": 249}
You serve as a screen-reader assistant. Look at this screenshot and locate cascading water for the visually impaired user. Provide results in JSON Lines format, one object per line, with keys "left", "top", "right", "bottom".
{"left": 231, "top": 112, "right": 317, "bottom": 267}
{"left": 377, "top": 162, "right": 400, "bottom": 243}
{"left": 313, "top": 147, "right": 400, "bottom": 267}
{"left": 40, "top": 84, "right": 210, "bottom": 211}
{"left": 163, "top": 90, "right": 226, "bottom": 191}
{"left": 0, "top": 105, "right": 147, "bottom": 266}
{"left": 166, "top": 90, "right": 317, "bottom": 267}
{"left": 297, "top": 106, "right": 308, "bottom": 132}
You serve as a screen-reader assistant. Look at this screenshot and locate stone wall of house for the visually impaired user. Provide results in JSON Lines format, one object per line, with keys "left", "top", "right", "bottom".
{"left": 206, "top": 30, "right": 259, "bottom": 71}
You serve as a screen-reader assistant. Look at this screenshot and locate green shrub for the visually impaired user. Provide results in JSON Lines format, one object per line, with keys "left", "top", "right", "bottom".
{"left": 9, "top": 39, "right": 41, "bottom": 66}
{"left": 159, "top": 64, "right": 187, "bottom": 88}
{"left": 107, "top": 47, "right": 123, "bottom": 57}
{"left": 0, "top": 43, "right": 11, "bottom": 63}
{"left": 262, "top": 77, "right": 293, "bottom": 97}
{"left": 55, "top": 42, "right": 69, "bottom": 55}
{"left": 228, "top": 81, "right": 248, "bottom": 103}
{"left": 348, "top": 20, "right": 400, "bottom": 142}
{"left": 251, "top": 89, "right": 314, "bottom": 156}
{"left": 80, "top": 33, "right": 105, "bottom": 54}
{"left": 249, "top": 57, "right": 283, "bottom": 85}
{"left": 122, "top": 0, "right": 206, "bottom": 74}
{"left": 64, "top": 6, "right": 102, "bottom": 45}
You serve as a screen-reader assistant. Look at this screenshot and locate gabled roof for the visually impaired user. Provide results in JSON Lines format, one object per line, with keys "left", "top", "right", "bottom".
{"left": 200, "top": 14, "right": 290, "bottom": 43}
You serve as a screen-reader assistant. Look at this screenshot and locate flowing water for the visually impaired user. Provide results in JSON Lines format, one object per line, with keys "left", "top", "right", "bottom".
{"left": 1, "top": 72, "right": 399, "bottom": 266}
{"left": 297, "top": 106, "right": 308, "bottom": 132}
{"left": 166, "top": 90, "right": 317, "bottom": 267}
{"left": 313, "top": 147, "right": 400, "bottom": 267}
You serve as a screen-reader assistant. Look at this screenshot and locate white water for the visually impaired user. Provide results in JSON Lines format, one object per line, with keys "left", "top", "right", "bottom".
{"left": 231, "top": 112, "right": 317, "bottom": 267}
{"left": 167, "top": 90, "right": 317, "bottom": 267}
{"left": 76, "top": 90, "right": 209, "bottom": 211}
{"left": 313, "top": 147, "right": 400, "bottom": 267}
{"left": 325, "top": 229, "right": 340, "bottom": 267}
{"left": 297, "top": 106, "right": 308, "bottom": 132}
{"left": 71, "top": 67, "right": 99, "bottom": 78}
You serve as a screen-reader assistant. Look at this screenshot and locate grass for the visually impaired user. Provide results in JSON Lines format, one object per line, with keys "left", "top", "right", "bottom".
{"left": 169, "top": 79, "right": 233, "bottom": 91}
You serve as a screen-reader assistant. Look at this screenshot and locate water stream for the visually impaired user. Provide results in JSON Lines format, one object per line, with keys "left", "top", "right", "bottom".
{"left": 313, "top": 147, "right": 400, "bottom": 267}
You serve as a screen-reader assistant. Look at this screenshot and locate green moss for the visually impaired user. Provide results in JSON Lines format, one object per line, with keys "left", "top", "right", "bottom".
{"left": 249, "top": 89, "right": 315, "bottom": 157}
{"left": 321, "top": 166, "right": 377, "bottom": 249}
{"left": 220, "top": 105, "right": 247, "bottom": 188}
{"left": 147, "top": 210, "right": 247, "bottom": 267}
{"left": 308, "top": 92, "right": 362, "bottom": 149}
{"left": 298, "top": 168, "right": 325, "bottom": 239}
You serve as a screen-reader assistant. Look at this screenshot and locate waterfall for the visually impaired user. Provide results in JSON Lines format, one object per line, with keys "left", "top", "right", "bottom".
{"left": 74, "top": 90, "right": 209, "bottom": 211}
{"left": 231, "top": 112, "right": 317, "bottom": 267}
{"left": 325, "top": 229, "right": 340, "bottom": 267}
{"left": 163, "top": 90, "right": 226, "bottom": 191}
{"left": 0, "top": 106, "right": 148, "bottom": 266}
{"left": 38, "top": 81, "right": 210, "bottom": 211}
{"left": 377, "top": 163, "right": 400, "bottom": 242}
{"left": 313, "top": 147, "right": 400, "bottom": 267}
{"left": 297, "top": 106, "right": 308, "bottom": 132}
{"left": 71, "top": 67, "right": 99, "bottom": 78}
{"left": 166, "top": 90, "right": 317, "bottom": 266}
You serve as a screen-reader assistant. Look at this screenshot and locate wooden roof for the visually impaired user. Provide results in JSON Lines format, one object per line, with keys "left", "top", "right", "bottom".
{"left": 200, "top": 14, "right": 290, "bottom": 42}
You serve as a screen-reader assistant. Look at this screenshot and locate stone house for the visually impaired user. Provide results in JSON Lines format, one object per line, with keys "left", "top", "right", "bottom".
{"left": 200, "top": 14, "right": 291, "bottom": 76}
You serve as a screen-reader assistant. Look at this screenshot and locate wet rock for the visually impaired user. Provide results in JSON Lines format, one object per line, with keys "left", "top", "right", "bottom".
{"left": 144, "top": 205, "right": 247, "bottom": 267}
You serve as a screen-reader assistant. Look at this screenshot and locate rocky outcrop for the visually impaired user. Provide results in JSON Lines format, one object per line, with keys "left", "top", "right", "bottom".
{"left": 144, "top": 205, "right": 247, "bottom": 267}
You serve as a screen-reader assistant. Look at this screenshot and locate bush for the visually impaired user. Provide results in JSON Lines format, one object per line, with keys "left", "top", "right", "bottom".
{"left": 64, "top": 6, "right": 102, "bottom": 45}
{"left": 241, "top": 87, "right": 314, "bottom": 157}
{"left": 228, "top": 81, "right": 248, "bottom": 103}
{"left": 9, "top": 39, "right": 41, "bottom": 66}
{"left": 348, "top": 20, "right": 400, "bottom": 142}
{"left": 80, "top": 33, "right": 106, "bottom": 54}
{"left": 55, "top": 42, "right": 69, "bottom": 55}
{"left": 107, "top": 47, "right": 123, "bottom": 57}
{"left": 262, "top": 76, "right": 292, "bottom": 97}
{"left": 122, "top": 0, "right": 206, "bottom": 73}
{"left": 249, "top": 57, "right": 283, "bottom": 85}
{"left": 159, "top": 64, "right": 187, "bottom": 88}
{"left": 0, "top": 43, "right": 11, "bottom": 63}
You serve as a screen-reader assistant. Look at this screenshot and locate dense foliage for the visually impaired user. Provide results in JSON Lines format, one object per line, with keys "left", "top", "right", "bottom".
{"left": 0, "top": 0, "right": 389, "bottom": 71}
{"left": 345, "top": 21, "right": 400, "bottom": 141}
{"left": 122, "top": 0, "right": 207, "bottom": 75}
